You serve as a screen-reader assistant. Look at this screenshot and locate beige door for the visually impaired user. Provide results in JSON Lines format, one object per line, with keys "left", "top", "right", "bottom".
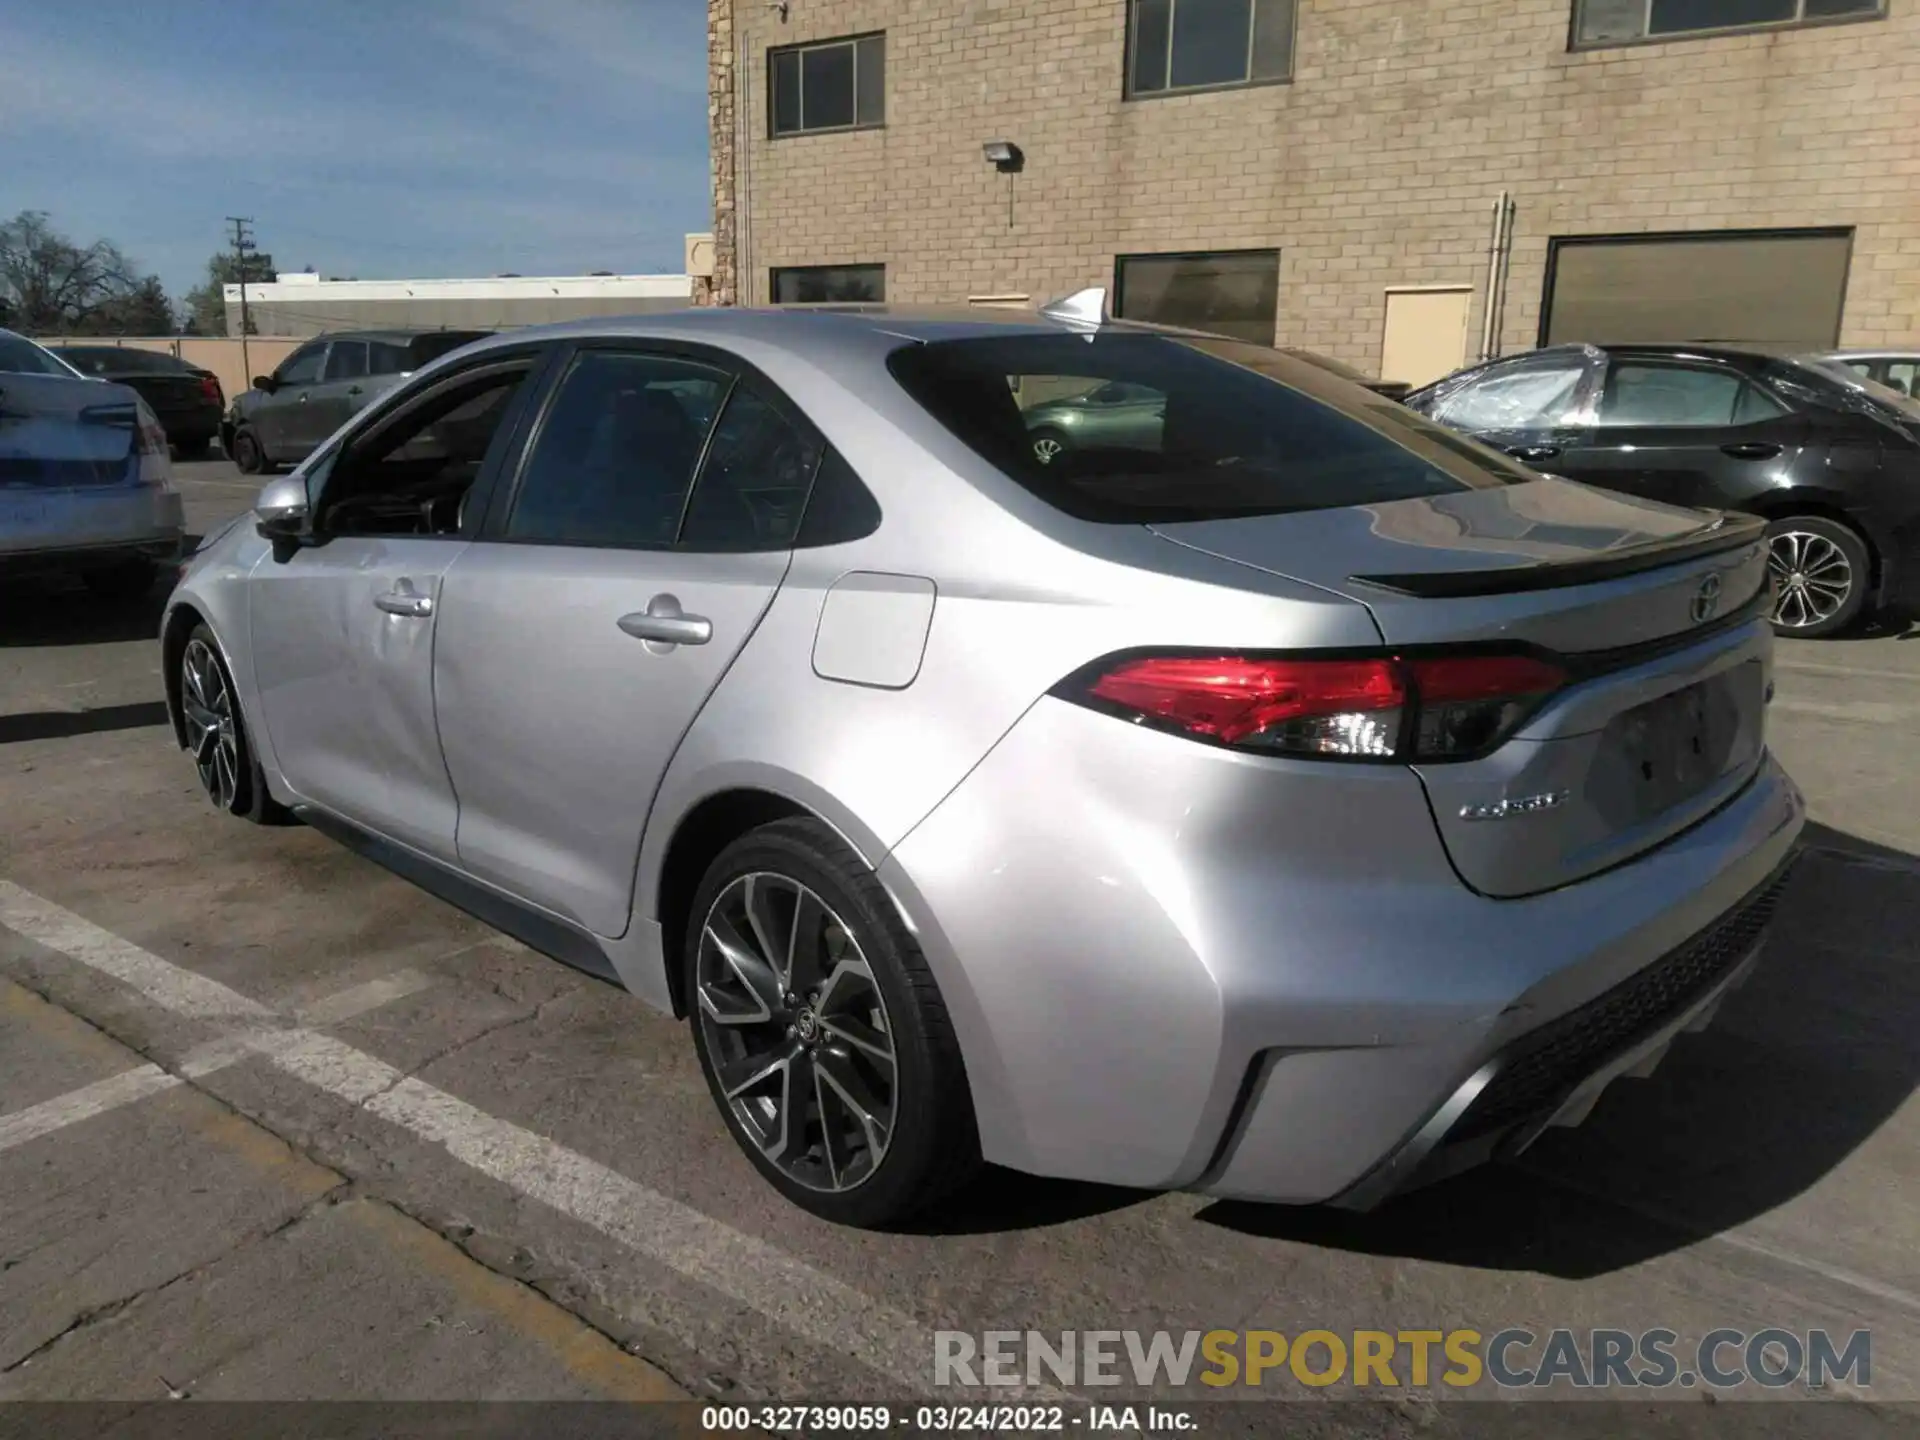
{"left": 1380, "top": 287, "right": 1472, "bottom": 389}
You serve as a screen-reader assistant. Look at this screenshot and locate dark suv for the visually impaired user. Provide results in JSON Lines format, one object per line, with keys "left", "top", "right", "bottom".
{"left": 1407, "top": 343, "right": 1920, "bottom": 637}
{"left": 224, "top": 329, "right": 492, "bottom": 474}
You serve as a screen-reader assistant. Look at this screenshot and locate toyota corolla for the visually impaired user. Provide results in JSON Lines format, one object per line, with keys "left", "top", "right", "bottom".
{"left": 162, "top": 297, "right": 1804, "bottom": 1227}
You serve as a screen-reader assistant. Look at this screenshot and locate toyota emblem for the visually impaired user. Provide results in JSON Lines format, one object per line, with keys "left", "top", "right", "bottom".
{"left": 1690, "top": 573, "right": 1723, "bottom": 625}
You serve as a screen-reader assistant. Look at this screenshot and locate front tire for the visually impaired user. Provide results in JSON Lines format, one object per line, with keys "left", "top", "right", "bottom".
{"left": 179, "top": 624, "right": 292, "bottom": 824}
{"left": 1765, "top": 515, "right": 1870, "bottom": 639}
{"left": 686, "top": 818, "right": 980, "bottom": 1228}
{"left": 230, "top": 426, "right": 267, "bottom": 475}
{"left": 1029, "top": 427, "right": 1070, "bottom": 466}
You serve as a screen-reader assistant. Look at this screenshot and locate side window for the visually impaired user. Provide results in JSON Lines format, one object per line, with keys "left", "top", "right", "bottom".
{"left": 679, "top": 386, "right": 823, "bottom": 551}
{"left": 316, "top": 362, "right": 538, "bottom": 538}
{"left": 1597, "top": 363, "right": 1748, "bottom": 428}
{"left": 1731, "top": 381, "right": 1789, "bottom": 425}
{"left": 1884, "top": 360, "right": 1919, "bottom": 398}
{"left": 795, "top": 448, "right": 882, "bottom": 547}
{"left": 369, "top": 341, "right": 411, "bottom": 376}
{"left": 1432, "top": 363, "right": 1586, "bottom": 431}
{"left": 506, "top": 351, "right": 729, "bottom": 549}
{"left": 275, "top": 346, "right": 327, "bottom": 387}
{"left": 324, "top": 341, "right": 369, "bottom": 382}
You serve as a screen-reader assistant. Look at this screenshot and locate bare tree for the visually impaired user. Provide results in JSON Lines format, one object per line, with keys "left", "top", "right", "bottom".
{"left": 0, "top": 210, "right": 163, "bottom": 335}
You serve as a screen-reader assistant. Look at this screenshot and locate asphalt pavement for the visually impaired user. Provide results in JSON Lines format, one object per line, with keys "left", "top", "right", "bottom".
{"left": 3, "top": 460, "right": 1919, "bottom": 1430}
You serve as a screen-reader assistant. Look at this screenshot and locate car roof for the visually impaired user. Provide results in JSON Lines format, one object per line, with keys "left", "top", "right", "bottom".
{"left": 434, "top": 304, "right": 1330, "bottom": 384}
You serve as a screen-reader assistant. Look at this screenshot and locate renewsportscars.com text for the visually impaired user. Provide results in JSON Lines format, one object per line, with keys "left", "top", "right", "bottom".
{"left": 933, "top": 1328, "right": 1871, "bottom": 1391}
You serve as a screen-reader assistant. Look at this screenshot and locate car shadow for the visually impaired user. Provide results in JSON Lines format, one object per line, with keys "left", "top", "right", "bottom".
{"left": 0, "top": 552, "right": 190, "bottom": 648}
{"left": 896, "top": 1164, "right": 1149, "bottom": 1236}
{"left": 1194, "top": 822, "right": 1920, "bottom": 1278}
{"left": 0, "top": 701, "right": 172, "bottom": 745}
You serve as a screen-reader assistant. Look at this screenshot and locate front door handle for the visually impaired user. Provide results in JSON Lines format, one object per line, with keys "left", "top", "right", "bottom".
{"left": 618, "top": 594, "right": 712, "bottom": 650}
{"left": 346, "top": 385, "right": 364, "bottom": 398}
{"left": 1505, "top": 443, "right": 1562, "bottom": 463}
{"left": 374, "top": 584, "right": 434, "bottom": 618}
{"left": 1721, "top": 441, "right": 1782, "bottom": 460}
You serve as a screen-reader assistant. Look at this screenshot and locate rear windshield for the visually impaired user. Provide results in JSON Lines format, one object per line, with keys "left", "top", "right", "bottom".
{"left": 0, "top": 334, "right": 78, "bottom": 377}
{"left": 56, "top": 347, "right": 196, "bottom": 375}
{"left": 886, "top": 333, "right": 1530, "bottom": 524}
{"left": 1788, "top": 357, "right": 1920, "bottom": 425}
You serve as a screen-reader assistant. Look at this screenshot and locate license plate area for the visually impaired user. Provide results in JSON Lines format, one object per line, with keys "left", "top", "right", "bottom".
{"left": 1586, "top": 663, "right": 1763, "bottom": 828}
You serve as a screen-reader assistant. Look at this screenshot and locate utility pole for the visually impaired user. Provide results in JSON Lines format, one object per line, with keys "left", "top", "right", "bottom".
{"left": 226, "top": 216, "right": 256, "bottom": 382}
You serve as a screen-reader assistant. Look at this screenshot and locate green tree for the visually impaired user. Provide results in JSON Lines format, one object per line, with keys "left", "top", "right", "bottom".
{"left": 183, "top": 251, "right": 276, "bottom": 337}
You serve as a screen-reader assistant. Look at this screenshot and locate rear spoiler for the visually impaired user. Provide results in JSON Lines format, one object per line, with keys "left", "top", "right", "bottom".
{"left": 1348, "top": 510, "right": 1767, "bottom": 599}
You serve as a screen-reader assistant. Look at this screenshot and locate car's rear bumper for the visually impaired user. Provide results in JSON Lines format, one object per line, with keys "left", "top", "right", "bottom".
{"left": 882, "top": 698, "right": 1805, "bottom": 1203}
{"left": 0, "top": 485, "right": 185, "bottom": 570}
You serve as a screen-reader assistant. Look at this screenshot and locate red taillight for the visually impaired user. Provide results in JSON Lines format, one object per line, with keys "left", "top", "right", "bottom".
{"left": 1065, "top": 651, "right": 1565, "bottom": 762}
{"left": 199, "top": 373, "right": 222, "bottom": 404}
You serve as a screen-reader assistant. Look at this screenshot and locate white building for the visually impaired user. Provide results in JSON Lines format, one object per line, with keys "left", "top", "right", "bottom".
{"left": 224, "top": 264, "right": 701, "bottom": 338}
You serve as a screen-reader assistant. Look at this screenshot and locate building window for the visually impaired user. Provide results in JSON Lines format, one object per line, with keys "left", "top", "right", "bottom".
{"left": 1126, "top": 0, "right": 1295, "bottom": 99}
{"left": 1573, "top": 0, "right": 1881, "bottom": 47}
{"left": 1114, "top": 250, "right": 1280, "bottom": 346}
{"left": 770, "top": 34, "right": 884, "bottom": 135}
{"left": 1541, "top": 229, "right": 1852, "bottom": 349}
{"left": 771, "top": 264, "right": 886, "bottom": 304}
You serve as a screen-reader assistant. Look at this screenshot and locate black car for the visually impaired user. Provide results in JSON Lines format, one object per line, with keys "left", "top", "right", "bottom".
{"left": 52, "top": 345, "right": 224, "bottom": 459}
{"left": 224, "top": 328, "right": 493, "bottom": 474}
{"left": 1406, "top": 343, "right": 1920, "bottom": 637}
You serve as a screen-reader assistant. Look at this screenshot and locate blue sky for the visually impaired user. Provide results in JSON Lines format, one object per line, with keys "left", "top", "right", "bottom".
{"left": 0, "top": 0, "right": 710, "bottom": 301}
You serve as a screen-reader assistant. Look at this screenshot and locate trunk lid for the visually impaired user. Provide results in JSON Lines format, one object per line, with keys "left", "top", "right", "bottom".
{"left": 121, "top": 373, "right": 211, "bottom": 416}
{"left": 1150, "top": 477, "right": 1775, "bottom": 898}
{"left": 0, "top": 375, "right": 144, "bottom": 489}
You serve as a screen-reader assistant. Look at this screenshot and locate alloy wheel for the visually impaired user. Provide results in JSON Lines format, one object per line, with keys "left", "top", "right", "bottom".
{"left": 180, "top": 638, "right": 240, "bottom": 809}
{"left": 694, "top": 872, "right": 898, "bottom": 1193}
{"left": 1031, "top": 435, "right": 1064, "bottom": 465}
{"left": 1767, "top": 529, "right": 1854, "bottom": 630}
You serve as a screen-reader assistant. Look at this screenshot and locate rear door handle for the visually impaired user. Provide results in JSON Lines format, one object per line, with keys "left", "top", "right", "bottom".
{"left": 346, "top": 385, "right": 364, "bottom": 398}
{"left": 1506, "top": 444, "right": 1561, "bottom": 462}
{"left": 1721, "top": 441, "right": 1782, "bottom": 460}
{"left": 618, "top": 594, "right": 711, "bottom": 649}
{"left": 374, "top": 583, "right": 433, "bottom": 618}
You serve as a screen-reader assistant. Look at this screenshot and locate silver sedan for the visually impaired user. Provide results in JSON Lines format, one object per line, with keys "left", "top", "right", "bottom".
{"left": 163, "top": 298, "right": 1805, "bottom": 1227}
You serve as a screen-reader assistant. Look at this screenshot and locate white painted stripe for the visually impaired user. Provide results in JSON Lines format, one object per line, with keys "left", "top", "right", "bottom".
{"left": 0, "top": 1064, "right": 182, "bottom": 1153}
{"left": 295, "top": 968, "right": 432, "bottom": 1027}
{"left": 0, "top": 880, "right": 1045, "bottom": 1399}
{"left": 1, "top": 969, "right": 439, "bottom": 1144}
{"left": 0, "top": 882, "right": 269, "bottom": 1020}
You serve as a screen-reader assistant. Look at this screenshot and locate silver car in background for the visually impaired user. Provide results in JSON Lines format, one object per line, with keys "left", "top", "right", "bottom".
{"left": 1, "top": 328, "right": 184, "bottom": 600}
{"left": 163, "top": 297, "right": 1804, "bottom": 1227}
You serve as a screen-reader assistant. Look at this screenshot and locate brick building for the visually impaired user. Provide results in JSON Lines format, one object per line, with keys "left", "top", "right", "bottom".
{"left": 705, "top": 0, "right": 1920, "bottom": 387}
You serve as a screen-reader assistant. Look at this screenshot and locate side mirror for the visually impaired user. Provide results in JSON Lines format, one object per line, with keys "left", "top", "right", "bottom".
{"left": 252, "top": 375, "right": 277, "bottom": 393}
{"left": 253, "top": 475, "right": 310, "bottom": 543}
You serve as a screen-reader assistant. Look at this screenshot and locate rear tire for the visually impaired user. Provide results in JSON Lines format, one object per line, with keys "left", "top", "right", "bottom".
{"left": 686, "top": 818, "right": 980, "bottom": 1228}
{"left": 1765, "top": 515, "right": 1870, "bottom": 639}
{"left": 230, "top": 427, "right": 267, "bottom": 475}
{"left": 80, "top": 559, "right": 158, "bottom": 602}
{"left": 179, "top": 623, "right": 294, "bottom": 825}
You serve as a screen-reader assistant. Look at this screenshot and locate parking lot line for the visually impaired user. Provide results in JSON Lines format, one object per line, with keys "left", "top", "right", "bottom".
{"left": 0, "top": 878, "right": 994, "bottom": 1400}
{"left": 0, "top": 882, "right": 270, "bottom": 1021}
{"left": 0, "top": 966, "right": 433, "bottom": 1150}
{"left": 0, "top": 1064, "right": 180, "bottom": 1153}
